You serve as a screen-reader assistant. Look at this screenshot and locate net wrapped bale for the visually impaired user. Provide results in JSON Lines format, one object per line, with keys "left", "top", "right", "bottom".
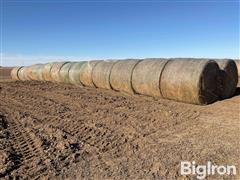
{"left": 25, "top": 66, "right": 32, "bottom": 80}
{"left": 59, "top": 62, "right": 73, "bottom": 83}
{"left": 92, "top": 60, "right": 117, "bottom": 89}
{"left": 79, "top": 61, "right": 102, "bottom": 87}
{"left": 18, "top": 66, "right": 31, "bottom": 81}
{"left": 28, "top": 64, "right": 44, "bottom": 81}
{"left": 217, "top": 59, "right": 238, "bottom": 99}
{"left": 160, "top": 59, "right": 220, "bottom": 105}
{"left": 110, "top": 59, "right": 141, "bottom": 94}
{"left": 132, "top": 59, "right": 169, "bottom": 97}
{"left": 50, "top": 62, "right": 69, "bottom": 82}
{"left": 11, "top": 67, "right": 23, "bottom": 80}
{"left": 69, "top": 61, "right": 86, "bottom": 85}
{"left": 43, "top": 62, "right": 55, "bottom": 81}
{"left": 33, "top": 64, "right": 45, "bottom": 81}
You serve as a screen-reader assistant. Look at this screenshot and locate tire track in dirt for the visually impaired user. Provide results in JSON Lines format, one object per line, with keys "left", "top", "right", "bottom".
{"left": 1, "top": 81, "right": 201, "bottom": 179}
{"left": 0, "top": 114, "right": 22, "bottom": 178}
{"left": 33, "top": 86, "right": 203, "bottom": 179}
{"left": 1, "top": 81, "right": 239, "bottom": 179}
{"left": 0, "top": 83, "right": 131, "bottom": 178}
{"left": 7, "top": 117, "right": 48, "bottom": 179}
{"left": 2, "top": 86, "right": 129, "bottom": 158}
{"left": 0, "top": 112, "right": 50, "bottom": 179}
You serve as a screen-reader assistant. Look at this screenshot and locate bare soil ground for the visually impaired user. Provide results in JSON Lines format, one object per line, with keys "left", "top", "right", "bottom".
{"left": 0, "top": 81, "right": 239, "bottom": 179}
{"left": 0, "top": 68, "right": 13, "bottom": 80}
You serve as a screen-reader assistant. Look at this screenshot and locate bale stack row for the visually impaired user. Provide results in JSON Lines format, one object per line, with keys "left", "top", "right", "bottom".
{"left": 11, "top": 58, "right": 238, "bottom": 105}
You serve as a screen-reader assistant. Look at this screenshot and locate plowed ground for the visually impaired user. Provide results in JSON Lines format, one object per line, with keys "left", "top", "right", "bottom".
{"left": 0, "top": 81, "right": 239, "bottom": 179}
{"left": 0, "top": 68, "right": 13, "bottom": 80}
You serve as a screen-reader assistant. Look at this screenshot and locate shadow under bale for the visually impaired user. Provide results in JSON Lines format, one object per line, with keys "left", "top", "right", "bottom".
{"left": 234, "top": 87, "right": 240, "bottom": 96}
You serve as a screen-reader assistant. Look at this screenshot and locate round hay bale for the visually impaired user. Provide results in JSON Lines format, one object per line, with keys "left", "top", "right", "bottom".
{"left": 50, "top": 62, "right": 69, "bottom": 82}
{"left": 110, "top": 59, "right": 141, "bottom": 94}
{"left": 92, "top": 60, "right": 117, "bottom": 89}
{"left": 234, "top": 60, "right": 240, "bottom": 77}
{"left": 59, "top": 62, "right": 74, "bottom": 83}
{"left": 160, "top": 59, "right": 220, "bottom": 105}
{"left": 11, "top": 67, "right": 23, "bottom": 80}
{"left": 28, "top": 64, "right": 44, "bottom": 81}
{"left": 79, "top": 60, "right": 102, "bottom": 87}
{"left": 217, "top": 59, "right": 238, "bottom": 99}
{"left": 26, "top": 66, "right": 33, "bottom": 80}
{"left": 69, "top": 61, "right": 86, "bottom": 85}
{"left": 235, "top": 60, "right": 240, "bottom": 87}
{"left": 35, "top": 64, "right": 45, "bottom": 81}
{"left": 24, "top": 66, "right": 32, "bottom": 80}
{"left": 18, "top": 66, "right": 31, "bottom": 81}
{"left": 42, "top": 62, "right": 55, "bottom": 81}
{"left": 132, "top": 59, "right": 169, "bottom": 97}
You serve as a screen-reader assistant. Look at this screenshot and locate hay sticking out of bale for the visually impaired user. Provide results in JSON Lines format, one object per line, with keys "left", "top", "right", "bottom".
{"left": 18, "top": 66, "right": 31, "bottom": 81}
{"left": 50, "top": 62, "right": 69, "bottom": 82}
{"left": 59, "top": 62, "right": 73, "bottom": 83}
{"left": 69, "top": 62, "right": 86, "bottom": 85}
{"left": 216, "top": 60, "right": 238, "bottom": 99}
{"left": 79, "top": 61, "right": 102, "bottom": 87}
{"left": 160, "top": 59, "right": 220, "bottom": 105}
{"left": 92, "top": 60, "right": 117, "bottom": 90}
{"left": 11, "top": 67, "right": 23, "bottom": 80}
{"left": 110, "top": 59, "right": 141, "bottom": 94}
{"left": 132, "top": 59, "right": 169, "bottom": 97}
{"left": 43, "top": 62, "right": 55, "bottom": 81}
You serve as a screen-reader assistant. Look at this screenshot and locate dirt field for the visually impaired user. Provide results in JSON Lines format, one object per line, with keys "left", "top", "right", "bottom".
{"left": 0, "top": 81, "right": 239, "bottom": 179}
{"left": 0, "top": 68, "right": 13, "bottom": 80}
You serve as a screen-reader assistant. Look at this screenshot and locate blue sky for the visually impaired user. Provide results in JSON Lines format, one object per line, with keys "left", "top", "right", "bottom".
{"left": 1, "top": 0, "right": 239, "bottom": 66}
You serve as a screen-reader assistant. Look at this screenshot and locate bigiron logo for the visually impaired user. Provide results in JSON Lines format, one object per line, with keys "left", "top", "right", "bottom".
{"left": 180, "top": 161, "right": 237, "bottom": 179}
